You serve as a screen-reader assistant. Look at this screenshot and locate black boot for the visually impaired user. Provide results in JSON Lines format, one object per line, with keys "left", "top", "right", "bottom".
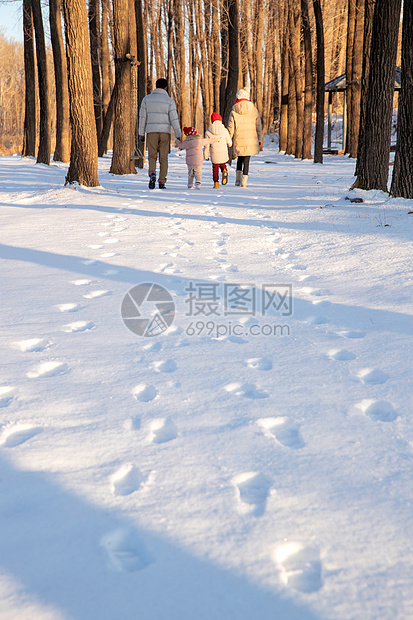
{"left": 148, "top": 172, "right": 156, "bottom": 189}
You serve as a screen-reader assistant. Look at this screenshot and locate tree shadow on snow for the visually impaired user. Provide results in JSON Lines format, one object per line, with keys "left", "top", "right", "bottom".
{"left": 0, "top": 243, "right": 412, "bottom": 338}
{"left": 0, "top": 454, "right": 324, "bottom": 620}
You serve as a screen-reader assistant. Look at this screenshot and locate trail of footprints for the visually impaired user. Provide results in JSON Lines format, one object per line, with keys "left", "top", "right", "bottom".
{"left": 0, "top": 210, "right": 130, "bottom": 447}
{"left": 1, "top": 203, "right": 399, "bottom": 585}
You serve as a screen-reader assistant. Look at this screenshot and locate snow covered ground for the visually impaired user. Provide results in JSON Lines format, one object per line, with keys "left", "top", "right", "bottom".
{"left": 0, "top": 141, "right": 412, "bottom": 620}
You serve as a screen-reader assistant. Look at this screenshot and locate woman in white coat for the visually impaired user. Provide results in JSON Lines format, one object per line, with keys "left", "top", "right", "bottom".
{"left": 227, "top": 88, "right": 262, "bottom": 187}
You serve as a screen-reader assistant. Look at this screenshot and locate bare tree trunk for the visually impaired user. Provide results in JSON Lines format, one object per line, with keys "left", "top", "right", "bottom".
{"left": 167, "top": 0, "right": 174, "bottom": 90}
{"left": 348, "top": 0, "right": 364, "bottom": 157}
{"left": 101, "top": 0, "right": 111, "bottom": 122}
{"left": 345, "top": 0, "right": 356, "bottom": 154}
{"left": 88, "top": 0, "right": 103, "bottom": 143}
{"left": 279, "top": 2, "right": 289, "bottom": 153}
{"left": 390, "top": 0, "right": 413, "bottom": 198}
{"left": 286, "top": 51, "right": 297, "bottom": 155}
{"left": 129, "top": 0, "right": 138, "bottom": 173}
{"left": 289, "top": 0, "right": 303, "bottom": 158}
{"left": 110, "top": 0, "right": 135, "bottom": 174}
{"left": 211, "top": 0, "right": 220, "bottom": 112}
{"left": 63, "top": 0, "right": 100, "bottom": 186}
{"left": 195, "top": 0, "right": 210, "bottom": 129}
{"left": 352, "top": 0, "right": 401, "bottom": 191}
{"left": 313, "top": 0, "right": 325, "bottom": 163}
{"left": 301, "top": 0, "right": 313, "bottom": 159}
{"left": 49, "top": 0, "right": 71, "bottom": 162}
{"left": 32, "top": 0, "right": 51, "bottom": 164}
{"left": 23, "top": 0, "right": 36, "bottom": 157}
{"left": 174, "top": 0, "right": 189, "bottom": 127}
{"left": 135, "top": 0, "right": 147, "bottom": 167}
{"left": 254, "top": 0, "right": 264, "bottom": 120}
{"left": 354, "top": 0, "right": 376, "bottom": 177}
{"left": 222, "top": 0, "right": 239, "bottom": 125}
{"left": 219, "top": 0, "right": 228, "bottom": 115}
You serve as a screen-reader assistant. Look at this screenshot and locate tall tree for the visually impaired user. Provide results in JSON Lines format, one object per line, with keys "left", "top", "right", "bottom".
{"left": 62, "top": 0, "right": 100, "bottom": 186}
{"left": 390, "top": 0, "right": 413, "bottom": 198}
{"left": 89, "top": 0, "right": 103, "bottom": 142}
{"left": 110, "top": 0, "right": 136, "bottom": 174}
{"left": 32, "top": 0, "right": 51, "bottom": 164}
{"left": 354, "top": 0, "right": 376, "bottom": 177}
{"left": 313, "top": 0, "right": 325, "bottom": 163}
{"left": 221, "top": 0, "right": 239, "bottom": 125}
{"left": 22, "top": 0, "right": 36, "bottom": 157}
{"left": 301, "top": 0, "right": 313, "bottom": 159}
{"left": 352, "top": 0, "right": 401, "bottom": 191}
{"left": 279, "top": 2, "right": 289, "bottom": 152}
{"left": 49, "top": 0, "right": 71, "bottom": 162}
{"left": 345, "top": 0, "right": 364, "bottom": 157}
{"left": 289, "top": 0, "right": 304, "bottom": 158}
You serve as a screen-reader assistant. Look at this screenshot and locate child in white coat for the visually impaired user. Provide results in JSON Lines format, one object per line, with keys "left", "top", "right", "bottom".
{"left": 204, "top": 113, "right": 232, "bottom": 188}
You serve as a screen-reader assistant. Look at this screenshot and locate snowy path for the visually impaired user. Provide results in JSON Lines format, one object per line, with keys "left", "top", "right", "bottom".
{"left": 0, "top": 147, "right": 413, "bottom": 619}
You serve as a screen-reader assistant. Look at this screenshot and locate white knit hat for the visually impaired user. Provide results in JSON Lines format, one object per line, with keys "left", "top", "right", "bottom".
{"left": 236, "top": 88, "right": 250, "bottom": 100}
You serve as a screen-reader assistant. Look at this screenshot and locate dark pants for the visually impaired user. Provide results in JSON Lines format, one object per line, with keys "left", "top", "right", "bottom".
{"left": 212, "top": 162, "right": 227, "bottom": 182}
{"left": 237, "top": 155, "right": 251, "bottom": 175}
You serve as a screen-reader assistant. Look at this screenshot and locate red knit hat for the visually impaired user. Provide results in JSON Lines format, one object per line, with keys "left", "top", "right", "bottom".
{"left": 183, "top": 126, "right": 197, "bottom": 136}
{"left": 211, "top": 113, "right": 222, "bottom": 123}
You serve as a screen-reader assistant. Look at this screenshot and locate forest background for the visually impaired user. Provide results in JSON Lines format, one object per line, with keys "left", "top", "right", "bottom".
{"left": 0, "top": 0, "right": 412, "bottom": 197}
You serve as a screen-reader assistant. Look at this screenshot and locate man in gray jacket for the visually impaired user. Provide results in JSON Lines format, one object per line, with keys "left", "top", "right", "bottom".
{"left": 138, "top": 78, "right": 182, "bottom": 189}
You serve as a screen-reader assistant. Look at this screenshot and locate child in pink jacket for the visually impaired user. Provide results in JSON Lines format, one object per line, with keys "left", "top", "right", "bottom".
{"left": 176, "top": 127, "right": 217, "bottom": 189}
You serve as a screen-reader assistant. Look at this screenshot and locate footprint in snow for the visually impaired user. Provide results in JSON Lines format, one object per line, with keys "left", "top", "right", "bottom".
{"left": 222, "top": 264, "right": 238, "bottom": 272}
{"left": 153, "top": 359, "right": 177, "bottom": 373}
{"left": 61, "top": 321, "right": 95, "bottom": 333}
{"left": 111, "top": 463, "right": 144, "bottom": 496}
{"left": 100, "top": 528, "right": 152, "bottom": 572}
{"left": 233, "top": 471, "right": 272, "bottom": 517}
{"left": 132, "top": 383, "right": 158, "bottom": 402}
{"left": 221, "top": 335, "right": 248, "bottom": 344}
{"left": 11, "top": 338, "right": 51, "bottom": 352}
{"left": 100, "top": 252, "right": 118, "bottom": 258}
{"left": 339, "top": 330, "right": 365, "bottom": 339}
{"left": 273, "top": 542, "right": 323, "bottom": 593}
{"left": 286, "top": 264, "right": 307, "bottom": 271}
{"left": 225, "top": 382, "right": 269, "bottom": 399}
{"left": 83, "top": 290, "right": 111, "bottom": 299}
{"left": 142, "top": 341, "right": 162, "bottom": 352}
{"left": 104, "top": 238, "right": 119, "bottom": 244}
{"left": 89, "top": 244, "right": 103, "bottom": 249}
{"left": 149, "top": 417, "right": 177, "bottom": 443}
{"left": 97, "top": 232, "right": 109, "bottom": 237}
{"left": 258, "top": 417, "right": 304, "bottom": 449}
{"left": 306, "top": 315, "right": 329, "bottom": 325}
{"left": 0, "top": 423, "right": 43, "bottom": 447}
{"left": 352, "top": 399, "right": 397, "bottom": 422}
{"left": 298, "top": 275, "right": 318, "bottom": 282}
{"left": 124, "top": 415, "right": 141, "bottom": 431}
{"left": 71, "top": 279, "right": 92, "bottom": 286}
{"left": 357, "top": 368, "right": 389, "bottom": 385}
{"left": 246, "top": 357, "right": 273, "bottom": 371}
{"left": 55, "top": 303, "right": 81, "bottom": 312}
{"left": 0, "top": 386, "right": 15, "bottom": 408}
{"left": 328, "top": 349, "right": 356, "bottom": 361}
{"left": 312, "top": 299, "right": 331, "bottom": 308}
{"left": 27, "top": 361, "right": 69, "bottom": 379}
